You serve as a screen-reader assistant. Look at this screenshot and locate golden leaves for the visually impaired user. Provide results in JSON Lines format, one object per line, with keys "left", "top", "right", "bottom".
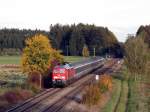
{"left": 21, "top": 34, "right": 64, "bottom": 75}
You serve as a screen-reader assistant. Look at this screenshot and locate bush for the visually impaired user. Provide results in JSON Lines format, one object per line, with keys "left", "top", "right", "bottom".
{"left": 82, "top": 84, "right": 101, "bottom": 106}
{"left": 98, "top": 74, "right": 112, "bottom": 93}
{"left": 3, "top": 88, "right": 32, "bottom": 104}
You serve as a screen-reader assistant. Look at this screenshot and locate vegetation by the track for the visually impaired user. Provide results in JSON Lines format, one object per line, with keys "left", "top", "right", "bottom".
{"left": 126, "top": 79, "right": 149, "bottom": 112}
{"left": 102, "top": 66, "right": 129, "bottom": 112}
{"left": 102, "top": 78, "right": 121, "bottom": 112}
{"left": 116, "top": 80, "right": 128, "bottom": 112}
{"left": 0, "top": 56, "right": 84, "bottom": 64}
{"left": 103, "top": 66, "right": 149, "bottom": 112}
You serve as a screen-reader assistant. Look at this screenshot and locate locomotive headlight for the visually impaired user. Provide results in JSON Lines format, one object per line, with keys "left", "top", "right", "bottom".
{"left": 54, "top": 76, "right": 58, "bottom": 79}
{"left": 61, "top": 76, "right": 65, "bottom": 79}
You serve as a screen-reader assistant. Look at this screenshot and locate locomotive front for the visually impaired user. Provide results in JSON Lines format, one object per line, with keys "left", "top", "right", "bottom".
{"left": 52, "top": 66, "right": 67, "bottom": 86}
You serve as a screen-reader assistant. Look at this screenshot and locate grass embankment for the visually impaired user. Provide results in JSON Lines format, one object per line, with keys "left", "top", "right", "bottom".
{"left": 103, "top": 67, "right": 149, "bottom": 112}
{"left": 0, "top": 56, "right": 84, "bottom": 64}
{"left": 116, "top": 80, "right": 128, "bottom": 112}
{"left": 102, "top": 68, "right": 129, "bottom": 112}
{"left": 102, "top": 78, "right": 121, "bottom": 112}
{"left": 126, "top": 79, "right": 149, "bottom": 112}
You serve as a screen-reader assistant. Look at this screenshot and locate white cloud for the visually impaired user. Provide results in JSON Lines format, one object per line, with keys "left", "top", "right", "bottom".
{"left": 0, "top": 0, "right": 150, "bottom": 42}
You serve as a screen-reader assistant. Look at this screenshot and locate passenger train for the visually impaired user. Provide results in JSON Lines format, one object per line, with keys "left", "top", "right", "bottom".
{"left": 52, "top": 57, "right": 104, "bottom": 86}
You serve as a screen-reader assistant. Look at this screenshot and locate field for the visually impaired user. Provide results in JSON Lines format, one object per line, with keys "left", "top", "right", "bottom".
{"left": 0, "top": 56, "right": 21, "bottom": 64}
{"left": 0, "top": 56, "right": 85, "bottom": 65}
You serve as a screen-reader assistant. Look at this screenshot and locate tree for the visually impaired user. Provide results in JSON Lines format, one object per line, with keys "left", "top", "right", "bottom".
{"left": 82, "top": 44, "right": 89, "bottom": 57}
{"left": 0, "top": 23, "right": 120, "bottom": 57}
{"left": 22, "top": 34, "right": 64, "bottom": 88}
{"left": 22, "top": 34, "right": 58, "bottom": 74}
{"left": 124, "top": 36, "right": 149, "bottom": 80}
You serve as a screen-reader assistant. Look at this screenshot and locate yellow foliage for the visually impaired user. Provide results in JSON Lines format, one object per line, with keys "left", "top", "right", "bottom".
{"left": 51, "top": 49, "right": 64, "bottom": 63}
{"left": 83, "top": 84, "right": 101, "bottom": 106}
{"left": 82, "top": 44, "right": 89, "bottom": 57}
{"left": 21, "top": 34, "right": 63, "bottom": 74}
{"left": 98, "top": 74, "right": 112, "bottom": 92}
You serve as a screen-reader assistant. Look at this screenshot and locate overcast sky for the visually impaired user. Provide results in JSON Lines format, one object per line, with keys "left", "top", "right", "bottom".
{"left": 0, "top": 0, "right": 149, "bottom": 42}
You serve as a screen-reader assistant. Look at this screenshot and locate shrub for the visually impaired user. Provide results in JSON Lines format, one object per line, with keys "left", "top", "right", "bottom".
{"left": 98, "top": 74, "right": 112, "bottom": 93}
{"left": 3, "top": 88, "right": 32, "bottom": 104}
{"left": 82, "top": 84, "right": 101, "bottom": 106}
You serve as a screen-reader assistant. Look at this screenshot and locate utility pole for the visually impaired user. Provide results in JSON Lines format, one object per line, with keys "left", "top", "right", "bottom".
{"left": 67, "top": 45, "right": 69, "bottom": 56}
{"left": 93, "top": 47, "right": 95, "bottom": 57}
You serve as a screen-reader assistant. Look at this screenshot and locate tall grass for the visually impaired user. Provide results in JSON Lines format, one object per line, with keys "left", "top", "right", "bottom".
{"left": 83, "top": 84, "right": 101, "bottom": 107}
{"left": 116, "top": 80, "right": 128, "bottom": 112}
{"left": 126, "top": 80, "right": 140, "bottom": 112}
{"left": 83, "top": 75, "right": 113, "bottom": 107}
{"left": 102, "top": 79, "right": 121, "bottom": 112}
{"left": 126, "top": 79, "right": 149, "bottom": 112}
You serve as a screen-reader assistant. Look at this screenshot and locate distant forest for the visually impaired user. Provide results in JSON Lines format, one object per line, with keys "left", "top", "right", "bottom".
{"left": 0, "top": 23, "right": 124, "bottom": 57}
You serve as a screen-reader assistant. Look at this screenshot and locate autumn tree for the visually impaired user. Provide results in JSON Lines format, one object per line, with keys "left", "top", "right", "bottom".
{"left": 124, "top": 36, "right": 149, "bottom": 80}
{"left": 21, "top": 34, "right": 64, "bottom": 88}
{"left": 82, "top": 44, "right": 89, "bottom": 57}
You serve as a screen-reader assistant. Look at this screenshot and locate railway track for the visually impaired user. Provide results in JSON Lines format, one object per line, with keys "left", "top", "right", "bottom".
{"left": 45, "top": 59, "right": 120, "bottom": 112}
{"left": 7, "top": 59, "right": 119, "bottom": 112}
{"left": 41, "top": 75, "right": 95, "bottom": 112}
{"left": 7, "top": 88, "right": 61, "bottom": 112}
{"left": 7, "top": 70, "right": 95, "bottom": 112}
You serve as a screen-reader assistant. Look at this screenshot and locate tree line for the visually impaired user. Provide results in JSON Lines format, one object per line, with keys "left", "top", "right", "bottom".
{"left": 136, "top": 25, "right": 150, "bottom": 48}
{"left": 0, "top": 23, "right": 124, "bottom": 57}
{"left": 124, "top": 24, "right": 150, "bottom": 80}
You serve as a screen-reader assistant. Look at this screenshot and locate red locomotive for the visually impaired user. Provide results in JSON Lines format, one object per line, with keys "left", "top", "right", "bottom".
{"left": 52, "top": 57, "right": 104, "bottom": 86}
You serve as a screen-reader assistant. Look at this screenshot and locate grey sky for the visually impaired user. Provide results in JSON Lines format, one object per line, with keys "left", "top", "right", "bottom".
{"left": 0, "top": 0, "right": 149, "bottom": 42}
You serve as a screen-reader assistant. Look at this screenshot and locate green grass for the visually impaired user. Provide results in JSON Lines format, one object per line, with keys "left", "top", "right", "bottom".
{"left": 64, "top": 56, "right": 86, "bottom": 63}
{"left": 126, "top": 80, "right": 149, "bottom": 112}
{"left": 0, "top": 56, "right": 84, "bottom": 64}
{"left": 127, "top": 80, "right": 140, "bottom": 112}
{"left": 112, "top": 66, "right": 149, "bottom": 112}
{"left": 116, "top": 80, "right": 128, "bottom": 112}
{"left": 102, "top": 78, "right": 122, "bottom": 112}
{"left": 0, "top": 56, "right": 21, "bottom": 64}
